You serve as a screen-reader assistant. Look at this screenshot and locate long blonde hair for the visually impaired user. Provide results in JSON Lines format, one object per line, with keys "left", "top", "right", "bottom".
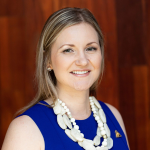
{"left": 18, "top": 7, "right": 104, "bottom": 114}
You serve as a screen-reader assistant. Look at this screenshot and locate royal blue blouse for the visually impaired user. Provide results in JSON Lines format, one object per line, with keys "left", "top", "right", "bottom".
{"left": 19, "top": 100, "right": 129, "bottom": 150}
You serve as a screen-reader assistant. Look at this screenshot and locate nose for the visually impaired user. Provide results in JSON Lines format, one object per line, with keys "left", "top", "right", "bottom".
{"left": 75, "top": 51, "right": 89, "bottom": 66}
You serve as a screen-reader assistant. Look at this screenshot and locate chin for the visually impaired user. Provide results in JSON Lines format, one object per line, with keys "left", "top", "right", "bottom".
{"left": 74, "top": 87, "right": 89, "bottom": 91}
{"left": 73, "top": 83, "right": 92, "bottom": 91}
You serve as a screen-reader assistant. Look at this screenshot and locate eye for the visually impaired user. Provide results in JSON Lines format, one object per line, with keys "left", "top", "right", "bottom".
{"left": 86, "top": 47, "right": 97, "bottom": 51}
{"left": 62, "top": 49, "right": 73, "bottom": 53}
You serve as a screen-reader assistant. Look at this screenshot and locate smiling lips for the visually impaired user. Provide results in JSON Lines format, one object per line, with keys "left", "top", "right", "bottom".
{"left": 70, "top": 70, "right": 91, "bottom": 76}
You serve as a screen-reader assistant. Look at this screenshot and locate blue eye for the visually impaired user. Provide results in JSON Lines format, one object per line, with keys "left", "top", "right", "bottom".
{"left": 86, "top": 47, "right": 97, "bottom": 51}
{"left": 63, "top": 49, "right": 73, "bottom": 53}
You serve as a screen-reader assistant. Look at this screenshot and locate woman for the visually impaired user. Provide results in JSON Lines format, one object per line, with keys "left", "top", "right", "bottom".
{"left": 2, "top": 7, "right": 129, "bottom": 150}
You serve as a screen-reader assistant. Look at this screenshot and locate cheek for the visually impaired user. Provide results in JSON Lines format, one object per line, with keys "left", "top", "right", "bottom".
{"left": 92, "top": 53, "right": 102, "bottom": 71}
{"left": 51, "top": 55, "right": 70, "bottom": 79}
{"left": 91, "top": 54, "right": 102, "bottom": 85}
{"left": 52, "top": 57, "right": 63, "bottom": 75}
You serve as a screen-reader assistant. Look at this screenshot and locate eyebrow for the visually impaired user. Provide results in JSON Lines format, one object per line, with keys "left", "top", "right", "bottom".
{"left": 58, "top": 42, "right": 98, "bottom": 50}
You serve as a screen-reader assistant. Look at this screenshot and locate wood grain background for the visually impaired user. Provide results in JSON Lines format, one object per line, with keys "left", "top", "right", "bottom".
{"left": 0, "top": 0, "right": 149, "bottom": 149}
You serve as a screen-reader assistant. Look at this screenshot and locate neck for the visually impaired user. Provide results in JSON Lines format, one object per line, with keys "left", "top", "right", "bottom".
{"left": 56, "top": 86, "right": 91, "bottom": 120}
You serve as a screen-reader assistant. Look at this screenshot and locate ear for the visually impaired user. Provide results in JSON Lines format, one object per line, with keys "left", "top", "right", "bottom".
{"left": 47, "top": 63, "right": 53, "bottom": 70}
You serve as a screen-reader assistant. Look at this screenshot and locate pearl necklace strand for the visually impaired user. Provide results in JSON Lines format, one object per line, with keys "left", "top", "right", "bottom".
{"left": 53, "top": 96, "right": 113, "bottom": 150}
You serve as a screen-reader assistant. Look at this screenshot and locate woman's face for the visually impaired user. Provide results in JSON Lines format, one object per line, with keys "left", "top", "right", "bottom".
{"left": 50, "top": 23, "right": 102, "bottom": 92}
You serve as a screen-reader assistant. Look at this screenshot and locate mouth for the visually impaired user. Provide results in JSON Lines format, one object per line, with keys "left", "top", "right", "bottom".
{"left": 70, "top": 70, "right": 91, "bottom": 75}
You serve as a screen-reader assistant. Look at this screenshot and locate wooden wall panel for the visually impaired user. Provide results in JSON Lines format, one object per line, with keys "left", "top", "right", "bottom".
{"left": 93, "top": 0, "right": 119, "bottom": 108}
{"left": 133, "top": 66, "right": 149, "bottom": 149}
{"left": 0, "top": 16, "right": 27, "bottom": 140}
{"left": 0, "top": 0, "right": 149, "bottom": 150}
{"left": 115, "top": 0, "right": 150, "bottom": 149}
{"left": 118, "top": 67, "right": 137, "bottom": 148}
{"left": 0, "top": 0, "right": 24, "bottom": 16}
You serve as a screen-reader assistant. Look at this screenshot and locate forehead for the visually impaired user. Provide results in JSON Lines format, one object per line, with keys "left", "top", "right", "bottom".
{"left": 53, "top": 23, "right": 99, "bottom": 47}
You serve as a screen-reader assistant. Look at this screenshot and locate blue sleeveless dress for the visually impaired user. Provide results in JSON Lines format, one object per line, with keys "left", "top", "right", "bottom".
{"left": 19, "top": 100, "right": 129, "bottom": 150}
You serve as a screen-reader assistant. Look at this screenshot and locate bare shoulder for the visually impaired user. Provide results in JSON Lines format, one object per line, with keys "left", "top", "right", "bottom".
{"left": 105, "top": 103, "right": 126, "bottom": 133}
{"left": 105, "top": 103, "right": 130, "bottom": 148}
{"left": 2, "top": 115, "right": 44, "bottom": 150}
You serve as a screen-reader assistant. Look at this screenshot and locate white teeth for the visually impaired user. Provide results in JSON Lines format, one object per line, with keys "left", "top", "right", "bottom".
{"left": 72, "top": 71, "right": 89, "bottom": 74}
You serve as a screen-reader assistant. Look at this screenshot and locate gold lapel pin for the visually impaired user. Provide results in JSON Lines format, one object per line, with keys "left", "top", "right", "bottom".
{"left": 115, "top": 130, "right": 122, "bottom": 138}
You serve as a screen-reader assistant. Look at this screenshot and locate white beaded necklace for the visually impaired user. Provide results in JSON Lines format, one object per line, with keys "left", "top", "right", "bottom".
{"left": 53, "top": 96, "right": 113, "bottom": 150}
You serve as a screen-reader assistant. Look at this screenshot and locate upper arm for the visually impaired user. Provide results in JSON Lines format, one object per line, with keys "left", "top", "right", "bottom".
{"left": 105, "top": 103, "right": 130, "bottom": 149}
{"left": 1, "top": 115, "right": 44, "bottom": 150}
